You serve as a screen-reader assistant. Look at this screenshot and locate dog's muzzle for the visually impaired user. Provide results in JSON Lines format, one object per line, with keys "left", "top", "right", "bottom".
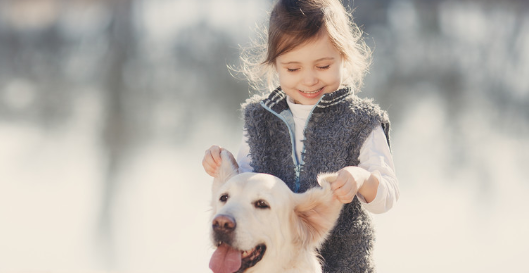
{"left": 210, "top": 214, "right": 267, "bottom": 273}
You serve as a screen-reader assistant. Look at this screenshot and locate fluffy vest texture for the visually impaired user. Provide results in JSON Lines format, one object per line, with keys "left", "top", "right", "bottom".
{"left": 241, "top": 87, "right": 390, "bottom": 273}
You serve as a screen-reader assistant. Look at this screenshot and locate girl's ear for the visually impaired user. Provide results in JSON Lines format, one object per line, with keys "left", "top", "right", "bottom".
{"left": 292, "top": 173, "right": 343, "bottom": 249}
{"left": 212, "top": 150, "right": 239, "bottom": 195}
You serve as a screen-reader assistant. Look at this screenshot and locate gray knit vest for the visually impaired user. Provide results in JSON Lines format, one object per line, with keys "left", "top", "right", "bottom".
{"left": 241, "top": 87, "right": 390, "bottom": 273}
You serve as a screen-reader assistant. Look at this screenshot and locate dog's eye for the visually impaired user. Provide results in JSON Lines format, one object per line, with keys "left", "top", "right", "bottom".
{"left": 254, "top": 200, "right": 270, "bottom": 209}
{"left": 219, "top": 194, "right": 229, "bottom": 202}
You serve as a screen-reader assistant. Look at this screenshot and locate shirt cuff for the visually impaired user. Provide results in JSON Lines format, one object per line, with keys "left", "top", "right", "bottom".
{"left": 356, "top": 170, "right": 389, "bottom": 213}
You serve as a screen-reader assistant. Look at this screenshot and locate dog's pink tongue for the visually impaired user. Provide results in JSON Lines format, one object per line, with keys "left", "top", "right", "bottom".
{"left": 209, "top": 244, "right": 241, "bottom": 273}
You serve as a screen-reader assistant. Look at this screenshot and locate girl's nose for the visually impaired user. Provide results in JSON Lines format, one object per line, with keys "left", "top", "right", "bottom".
{"left": 302, "top": 69, "right": 319, "bottom": 86}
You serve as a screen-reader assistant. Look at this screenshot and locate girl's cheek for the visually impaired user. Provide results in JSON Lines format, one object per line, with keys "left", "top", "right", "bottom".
{"left": 278, "top": 72, "right": 297, "bottom": 86}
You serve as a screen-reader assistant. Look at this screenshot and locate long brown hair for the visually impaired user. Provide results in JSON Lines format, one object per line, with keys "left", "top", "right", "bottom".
{"left": 239, "top": 0, "right": 371, "bottom": 93}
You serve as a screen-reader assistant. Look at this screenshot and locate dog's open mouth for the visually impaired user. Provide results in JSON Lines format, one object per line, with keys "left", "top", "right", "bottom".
{"left": 210, "top": 242, "right": 266, "bottom": 273}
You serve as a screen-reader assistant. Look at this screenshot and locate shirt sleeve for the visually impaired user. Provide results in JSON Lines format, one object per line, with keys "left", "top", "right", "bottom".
{"left": 356, "top": 125, "right": 400, "bottom": 214}
{"left": 237, "top": 130, "right": 254, "bottom": 173}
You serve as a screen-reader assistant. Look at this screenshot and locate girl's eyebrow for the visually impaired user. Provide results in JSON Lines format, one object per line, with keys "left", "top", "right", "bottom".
{"left": 280, "top": 57, "right": 335, "bottom": 65}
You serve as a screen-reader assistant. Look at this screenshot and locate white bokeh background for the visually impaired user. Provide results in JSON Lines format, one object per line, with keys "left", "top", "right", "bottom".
{"left": 0, "top": 0, "right": 528, "bottom": 272}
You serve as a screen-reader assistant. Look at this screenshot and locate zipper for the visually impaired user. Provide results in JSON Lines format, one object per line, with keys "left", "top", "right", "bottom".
{"left": 260, "top": 101, "right": 301, "bottom": 192}
{"left": 260, "top": 95, "right": 325, "bottom": 193}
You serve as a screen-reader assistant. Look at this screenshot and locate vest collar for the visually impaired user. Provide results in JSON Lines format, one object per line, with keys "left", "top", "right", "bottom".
{"left": 262, "top": 87, "right": 354, "bottom": 114}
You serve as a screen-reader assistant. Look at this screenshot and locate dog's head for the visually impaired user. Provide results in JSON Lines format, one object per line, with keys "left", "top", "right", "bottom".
{"left": 209, "top": 150, "right": 343, "bottom": 273}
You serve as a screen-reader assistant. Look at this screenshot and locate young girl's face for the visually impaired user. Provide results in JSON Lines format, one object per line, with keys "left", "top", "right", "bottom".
{"left": 275, "top": 32, "right": 343, "bottom": 105}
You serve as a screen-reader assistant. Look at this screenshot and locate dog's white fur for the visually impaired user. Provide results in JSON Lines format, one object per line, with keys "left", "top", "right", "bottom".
{"left": 210, "top": 150, "right": 343, "bottom": 273}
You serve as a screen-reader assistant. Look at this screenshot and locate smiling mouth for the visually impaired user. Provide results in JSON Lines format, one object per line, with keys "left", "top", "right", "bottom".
{"left": 210, "top": 242, "right": 267, "bottom": 273}
{"left": 299, "top": 87, "right": 324, "bottom": 94}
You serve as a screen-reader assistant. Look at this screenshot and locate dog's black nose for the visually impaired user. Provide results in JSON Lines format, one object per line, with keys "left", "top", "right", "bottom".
{"left": 212, "top": 214, "right": 236, "bottom": 233}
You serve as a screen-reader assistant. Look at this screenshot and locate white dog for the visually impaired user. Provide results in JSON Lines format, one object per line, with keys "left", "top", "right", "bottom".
{"left": 209, "top": 151, "right": 343, "bottom": 273}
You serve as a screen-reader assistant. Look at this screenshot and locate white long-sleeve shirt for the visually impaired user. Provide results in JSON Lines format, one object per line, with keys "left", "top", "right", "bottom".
{"left": 237, "top": 96, "right": 399, "bottom": 214}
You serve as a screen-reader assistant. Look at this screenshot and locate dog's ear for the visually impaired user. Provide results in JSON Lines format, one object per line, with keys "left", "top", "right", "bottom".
{"left": 212, "top": 150, "right": 239, "bottom": 194}
{"left": 292, "top": 173, "right": 343, "bottom": 249}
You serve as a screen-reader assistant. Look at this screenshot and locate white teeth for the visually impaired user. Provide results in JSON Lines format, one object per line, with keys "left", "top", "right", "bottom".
{"left": 242, "top": 248, "right": 255, "bottom": 258}
{"left": 300, "top": 88, "right": 322, "bottom": 94}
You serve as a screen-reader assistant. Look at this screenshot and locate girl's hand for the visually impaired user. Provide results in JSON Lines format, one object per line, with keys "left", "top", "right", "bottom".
{"left": 330, "top": 166, "right": 378, "bottom": 204}
{"left": 202, "top": 145, "right": 237, "bottom": 177}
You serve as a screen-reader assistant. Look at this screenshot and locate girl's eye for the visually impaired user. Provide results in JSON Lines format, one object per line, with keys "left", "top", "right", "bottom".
{"left": 318, "top": 65, "right": 330, "bottom": 70}
{"left": 219, "top": 194, "right": 229, "bottom": 202}
{"left": 287, "top": 68, "right": 299, "bottom": 72}
{"left": 254, "top": 199, "right": 270, "bottom": 209}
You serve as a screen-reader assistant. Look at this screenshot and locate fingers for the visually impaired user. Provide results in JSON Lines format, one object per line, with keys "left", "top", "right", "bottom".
{"left": 202, "top": 155, "right": 217, "bottom": 177}
{"left": 209, "top": 145, "right": 223, "bottom": 165}
{"left": 335, "top": 182, "right": 355, "bottom": 203}
{"left": 202, "top": 145, "right": 223, "bottom": 177}
{"left": 330, "top": 172, "right": 345, "bottom": 191}
{"left": 202, "top": 146, "right": 240, "bottom": 178}
{"left": 330, "top": 170, "right": 357, "bottom": 204}
{"left": 202, "top": 160, "right": 217, "bottom": 177}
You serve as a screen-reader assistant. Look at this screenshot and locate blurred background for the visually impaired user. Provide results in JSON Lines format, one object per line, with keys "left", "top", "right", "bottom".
{"left": 0, "top": 0, "right": 528, "bottom": 272}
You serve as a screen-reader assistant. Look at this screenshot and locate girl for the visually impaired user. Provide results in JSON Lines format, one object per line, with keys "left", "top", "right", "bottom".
{"left": 203, "top": 0, "right": 399, "bottom": 272}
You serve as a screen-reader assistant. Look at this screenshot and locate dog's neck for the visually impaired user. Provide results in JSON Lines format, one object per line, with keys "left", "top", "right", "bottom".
{"left": 282, "top": 251, "right": 322, "bottom": 273}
